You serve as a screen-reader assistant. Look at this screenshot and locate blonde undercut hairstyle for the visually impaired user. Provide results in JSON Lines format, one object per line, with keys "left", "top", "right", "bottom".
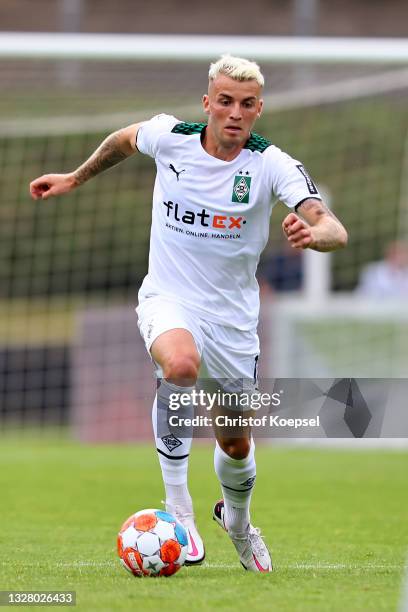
{"left": 208, "top": 55, "right": 265, "bottom": 88}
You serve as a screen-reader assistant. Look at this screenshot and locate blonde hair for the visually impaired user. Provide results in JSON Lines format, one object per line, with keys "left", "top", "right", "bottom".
{"left": 208, "top": 55, "right": 264, "bottom": 87}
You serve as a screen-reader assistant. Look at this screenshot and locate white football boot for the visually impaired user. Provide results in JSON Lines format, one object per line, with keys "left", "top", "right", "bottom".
{"left": 166, "top": 502, "right": 205, "bottom": 565}
{"left": 213, "top": 500, "right": 272, "bottom": 573}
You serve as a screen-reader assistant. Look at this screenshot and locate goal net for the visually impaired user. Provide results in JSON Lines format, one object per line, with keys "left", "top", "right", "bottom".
{"left": 1, "top": 35, "right": 407, "bottom": 438}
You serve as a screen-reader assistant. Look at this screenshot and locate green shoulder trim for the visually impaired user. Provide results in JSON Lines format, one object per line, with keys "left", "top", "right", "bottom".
{"left": 171, "top": 122, "right": 206, "bottom": 135}
{"left": 245, "top": 132, "right": 272, "bottom": 153}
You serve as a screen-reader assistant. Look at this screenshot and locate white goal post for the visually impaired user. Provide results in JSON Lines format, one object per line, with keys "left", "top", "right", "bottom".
{"left": 2, "top": 32, "right": 408, "bottom": 63}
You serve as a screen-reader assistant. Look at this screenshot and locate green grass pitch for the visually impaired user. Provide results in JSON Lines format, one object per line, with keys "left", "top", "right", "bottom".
{"left": 0, "top": 435, "right": 407, "bottom": 611}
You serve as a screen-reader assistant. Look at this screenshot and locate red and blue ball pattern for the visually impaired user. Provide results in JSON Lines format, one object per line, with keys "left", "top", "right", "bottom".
{"left": 117, "top": 509, "right": 188, "bottom": 577}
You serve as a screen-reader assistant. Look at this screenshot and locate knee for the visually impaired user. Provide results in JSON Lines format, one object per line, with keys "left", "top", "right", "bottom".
{"left": 164, "top": 354, "right": 200, "bottom": 383}
{"left": 219, "top": 437, "right": 251, "bottom": 460}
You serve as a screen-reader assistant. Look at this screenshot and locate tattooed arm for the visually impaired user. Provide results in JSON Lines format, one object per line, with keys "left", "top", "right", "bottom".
{"left": 29, "top": 123, "right": 141, "bottom": 200}
{"left": 282, "top": 198, "right": 348, "bottom": 252}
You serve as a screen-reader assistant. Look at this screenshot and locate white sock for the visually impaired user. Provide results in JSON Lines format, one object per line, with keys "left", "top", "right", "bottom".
{"left": 164, "top": 483, "right": 193, "bottom": 514}
{"left": 153, "top": 380, "right": 195, "bottom": 512}
{"left": 214, "top": 439, "right": 256, "bottom": 536}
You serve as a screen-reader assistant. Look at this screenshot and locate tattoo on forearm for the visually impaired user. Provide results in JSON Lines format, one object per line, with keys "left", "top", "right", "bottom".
{"left": 298, "top": 198, "right": 347, "bottom": 251}
{"left": 74, "top": 131, "right": 128, "bottom": 185}
{"left": 299, "top": 199, "right": 337, "bottom": 220}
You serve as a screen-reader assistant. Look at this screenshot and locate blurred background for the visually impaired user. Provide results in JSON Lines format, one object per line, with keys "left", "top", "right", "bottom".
{"left": 1, "top": 0, "right": 408, "bottom": 441}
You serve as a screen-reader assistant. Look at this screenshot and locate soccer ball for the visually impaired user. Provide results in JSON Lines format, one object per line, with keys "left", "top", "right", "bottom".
{"left": 117, "top": 509, "right": 188, "bottom": 577}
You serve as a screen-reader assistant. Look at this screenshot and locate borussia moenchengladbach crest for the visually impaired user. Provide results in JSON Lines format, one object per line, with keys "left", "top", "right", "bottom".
{"left": 232, "top": 172, "right": 252, "bottom": 204}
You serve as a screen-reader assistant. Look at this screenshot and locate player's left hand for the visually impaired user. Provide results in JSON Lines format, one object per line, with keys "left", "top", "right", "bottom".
{"left": 282, "top": 212, "right": 314, "bottom": 249}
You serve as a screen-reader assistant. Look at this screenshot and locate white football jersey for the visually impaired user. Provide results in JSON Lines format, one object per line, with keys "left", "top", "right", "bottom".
{"left": 136, "top": 114, "right": 321, "bottom": 330}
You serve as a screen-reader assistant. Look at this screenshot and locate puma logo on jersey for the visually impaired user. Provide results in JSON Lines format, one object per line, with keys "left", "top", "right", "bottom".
{"left": 169, "top": 164, "right": 186, "bottom": 181}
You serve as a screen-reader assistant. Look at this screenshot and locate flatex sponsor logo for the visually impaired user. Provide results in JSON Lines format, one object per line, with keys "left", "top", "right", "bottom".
{"left": 163, "top": 201, "right": 246, "bottom": 230}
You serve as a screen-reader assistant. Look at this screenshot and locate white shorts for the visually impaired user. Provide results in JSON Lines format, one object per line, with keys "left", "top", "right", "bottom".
{"left": 136, "top": 295, "right": 260, "bottom": 386}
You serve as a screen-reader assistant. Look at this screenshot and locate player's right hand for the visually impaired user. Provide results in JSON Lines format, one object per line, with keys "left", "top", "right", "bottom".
{"left": 29, "top": 173, "right": 78, "bottom": 200}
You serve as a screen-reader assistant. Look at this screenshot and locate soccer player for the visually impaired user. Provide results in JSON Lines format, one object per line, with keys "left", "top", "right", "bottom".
{"left": 30, "top": 55, "right": 347, "bottom": 573}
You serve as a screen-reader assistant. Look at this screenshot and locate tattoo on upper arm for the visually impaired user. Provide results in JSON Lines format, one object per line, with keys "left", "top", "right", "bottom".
{"left": 74, "top": 131, "right": 128, "bottom": 185}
